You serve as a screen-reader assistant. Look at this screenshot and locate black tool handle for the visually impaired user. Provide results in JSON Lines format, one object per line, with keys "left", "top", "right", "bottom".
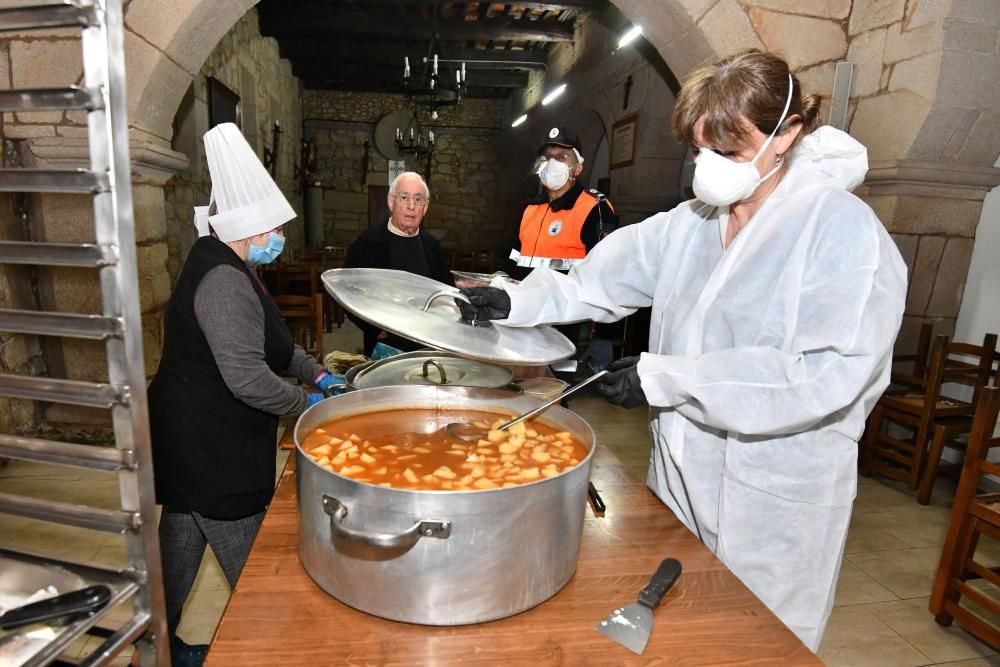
{"left": 0, "top": 584, "right": 112, "bottom": 631}
{"left": 588, "top": 482, "right": 606, "bottom": 514}
{"left": 636, "top": 558, "right": 682, "bottom": 610}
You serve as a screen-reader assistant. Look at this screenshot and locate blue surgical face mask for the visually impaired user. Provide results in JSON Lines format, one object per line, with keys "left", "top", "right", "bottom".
{"left": 246, "top": 231, "right": 285, "bottom": 267}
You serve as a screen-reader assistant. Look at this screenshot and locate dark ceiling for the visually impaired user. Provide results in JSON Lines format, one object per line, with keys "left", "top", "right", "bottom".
{"left": 256, "top": 0, "right": 607, "bottom": 99}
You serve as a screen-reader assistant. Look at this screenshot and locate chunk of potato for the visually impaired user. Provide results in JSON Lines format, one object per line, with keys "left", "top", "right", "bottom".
{"left": 311, "top": 444, "right": 332, "bottom": 457}
{"left": 473, "top": 478, "right": 499, "bottom": 490}
{"left": 500, "top": 453, "right": 517, "bottom": 463}
{"left": 487, "top": 429, "right": 507, "bottom": 443}
{"left": 339, "top": 465, "right": 365, "bottom": 476}
{"left": 470, "top": 466, "right": 486, "bottom": 479}
{"left": 414, "top": 446, "right": 431, "bottom": 454}
{"left": 522, "top": 467, "right": 540, "bottom": 480}
{"left": 433, "top": 466, "right": 457, "bottom": 480}
{"left": 403, "top": 468, "right": 419, "bottom": 483}
{"left": 445, "top": 449, "right": 466, "bottom": 457}
{"left": 508, "top": 421, "right": 526, "bottom": 436}
{"left": 315, "top": 455, "right": 330, "bottom": 466}
{"left": 498, "top": 442, "right": 518, "bottom": 454}
{"left": 541, "top": 467, "right": 560, "bottom": 478}
{"left": 531, "top": 451, "right": 551, "bottom": 464}
{"left": 359, "top": 452, "right": 376, "bottom": 464}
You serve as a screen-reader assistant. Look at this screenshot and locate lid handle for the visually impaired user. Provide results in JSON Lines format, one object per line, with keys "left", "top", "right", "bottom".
{"left": 421, "top": 359, "right": 450, "bottom": 384}
{"left": 421, "top": 288, "right": 492, "bottom": 328}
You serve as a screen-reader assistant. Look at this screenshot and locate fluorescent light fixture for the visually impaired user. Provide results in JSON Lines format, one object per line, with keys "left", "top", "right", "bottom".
{"left": 617, "top": 24, "right": 643, "bottom": 49}
{"left": 511, "top": 114, "right": 528, "bottom": 128}
{"left": 541, "top": 84, "right": 567, "bottom": 106}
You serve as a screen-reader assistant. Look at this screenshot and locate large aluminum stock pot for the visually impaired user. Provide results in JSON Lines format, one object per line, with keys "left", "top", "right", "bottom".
{"left": 294, "top": 385, "right": 596, "bottom": 625}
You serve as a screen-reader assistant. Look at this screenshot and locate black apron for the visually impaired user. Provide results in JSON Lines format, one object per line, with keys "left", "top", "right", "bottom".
{"left": 148, "top": 236, "right": 294, "bottom": 519}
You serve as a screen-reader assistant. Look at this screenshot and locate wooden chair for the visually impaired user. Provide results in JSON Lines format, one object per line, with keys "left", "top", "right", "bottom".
{"left": 861, "top": 333, "right": 998, "bottom": 490}
{"left": 929, "top": 385, "right": 1000, "bottom": 647}
{"left": 885, "top": 321, "right": 934, "bottom": 395}
{"left": 277, "top": 264, "right": 319, "bottom": 296}
{"left": 918, "top": 347, "right": 1000, "bottom": 504}
{"left": 274, "top": 293, "right": 324, "bottom": 360}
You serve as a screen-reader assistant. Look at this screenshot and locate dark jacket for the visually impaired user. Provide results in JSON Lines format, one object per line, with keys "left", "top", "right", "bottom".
{"left": 148, "top": 236, "right": 294, "bottom": 519}
{"left": 344, "top": 222, "right": 453, "bottom": 356}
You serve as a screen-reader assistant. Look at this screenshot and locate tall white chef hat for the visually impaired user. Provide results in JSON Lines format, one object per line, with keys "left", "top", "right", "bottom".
{"left": 192, "top": 123, "right": 296, "bottom": 243}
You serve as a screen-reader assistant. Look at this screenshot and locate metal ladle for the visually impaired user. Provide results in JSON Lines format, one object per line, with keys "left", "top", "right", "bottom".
{"left": 446, "top": 370, "right": 608, "bottom": 441}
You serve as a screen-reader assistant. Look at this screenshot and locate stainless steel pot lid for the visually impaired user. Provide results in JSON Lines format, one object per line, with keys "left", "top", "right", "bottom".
{"left": 322, "top": 268, "right": 574, "bottom": 366}
{"left": 350, "top": 351, "right": 514, "bottom": 389}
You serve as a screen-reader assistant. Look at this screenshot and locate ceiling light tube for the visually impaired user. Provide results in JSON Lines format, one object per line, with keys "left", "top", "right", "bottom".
{"left": 617, "top": 24, "right": 643, "bottom": 49}
{"left": 541, "top": 84, "right": 567, "bottom": 106}
{"left": 511, "top": 114, "right": 528, "bottom": 128}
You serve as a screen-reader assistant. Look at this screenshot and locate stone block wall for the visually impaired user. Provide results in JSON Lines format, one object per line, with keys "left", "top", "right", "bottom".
{"left": 163, "top": 9, "right": 303, "bottom": 283}
{"left": 303, "top": 91, "right": 504, "bottom": 254}
{"left": 846, "top": 0, "right": 1000, "bottom": 345}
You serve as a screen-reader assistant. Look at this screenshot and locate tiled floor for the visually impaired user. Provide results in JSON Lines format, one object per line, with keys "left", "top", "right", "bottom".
{"left": 2, "top": 320, "right": 999, "bottom": 665}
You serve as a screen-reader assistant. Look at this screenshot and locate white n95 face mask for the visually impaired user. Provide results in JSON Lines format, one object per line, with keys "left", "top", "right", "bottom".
{"left": 537, "top": 158, "right": 571, "bottom": 190}
{"left": 691, "top": 73, "right": 794, "bottom": 208}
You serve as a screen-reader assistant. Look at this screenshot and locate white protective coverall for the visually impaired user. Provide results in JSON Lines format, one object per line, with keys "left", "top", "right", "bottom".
{"left": 497, "top": 126, "right": 908, "bottom": 650}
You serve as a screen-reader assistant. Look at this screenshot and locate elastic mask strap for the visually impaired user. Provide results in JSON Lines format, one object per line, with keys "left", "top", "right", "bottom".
{"left": 751, "top": 73, "right": 794, "bottom": 163}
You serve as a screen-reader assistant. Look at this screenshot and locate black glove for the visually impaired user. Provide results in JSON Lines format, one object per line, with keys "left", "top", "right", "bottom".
{"left": 456, "top": 287, "right": 511, "bottom": 322}
{"left": 597, "top": 356, "right": 646, "bottom": 409}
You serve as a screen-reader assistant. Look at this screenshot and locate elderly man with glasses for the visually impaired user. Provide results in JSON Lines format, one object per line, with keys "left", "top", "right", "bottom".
{"left": 345, "top": 170, "right": 452, "bottom": 356}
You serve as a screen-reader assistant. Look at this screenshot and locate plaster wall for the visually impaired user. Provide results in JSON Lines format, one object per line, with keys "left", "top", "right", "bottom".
{"left": 496, "top": 4, "right": 685, "bottom": 243}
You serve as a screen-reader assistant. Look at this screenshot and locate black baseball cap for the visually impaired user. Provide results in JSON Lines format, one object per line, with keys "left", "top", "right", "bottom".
{"left": 537, "top": 127, "right": 582, "bottom": 155}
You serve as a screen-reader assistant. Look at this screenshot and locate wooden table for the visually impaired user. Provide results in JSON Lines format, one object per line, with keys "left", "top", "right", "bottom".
{"left": 205, "top": 447, "right": 821, "bottom": 666}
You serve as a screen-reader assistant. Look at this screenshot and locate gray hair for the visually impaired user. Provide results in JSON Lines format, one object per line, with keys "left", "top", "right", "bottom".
{"left": 389, "top": 171, "right": 430, "bottom": 200}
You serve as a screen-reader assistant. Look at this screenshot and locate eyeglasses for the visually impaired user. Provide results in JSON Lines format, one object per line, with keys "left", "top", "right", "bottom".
{"left": 543, "top": 150, "right": 576, "bottom": 164}
{"left": 393, "top": 193, "right": 427, "bottom": 206}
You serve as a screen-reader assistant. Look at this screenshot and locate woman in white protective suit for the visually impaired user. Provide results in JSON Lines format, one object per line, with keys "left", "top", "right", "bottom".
{"left": 457, "top": 49, "right": 908, "bottom": 651}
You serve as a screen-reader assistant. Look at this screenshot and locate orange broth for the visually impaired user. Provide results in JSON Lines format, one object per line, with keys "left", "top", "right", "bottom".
{"left": 301, "top": 408, "right": 588, "bottom": 490}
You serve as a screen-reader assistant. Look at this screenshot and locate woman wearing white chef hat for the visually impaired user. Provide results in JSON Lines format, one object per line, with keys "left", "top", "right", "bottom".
{"left": 146, "top": 123, "right": 339, "bottom": 665}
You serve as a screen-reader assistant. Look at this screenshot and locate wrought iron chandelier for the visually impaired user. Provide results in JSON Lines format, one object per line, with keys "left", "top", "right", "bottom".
{"left": 400, "top": 2, "right": 467, "bottom": 120}
{"left": 394, "top": 110, "right": 434, "bottom": 159}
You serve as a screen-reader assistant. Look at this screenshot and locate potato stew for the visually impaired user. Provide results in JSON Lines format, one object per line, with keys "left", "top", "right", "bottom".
{"left": 301, "top": 408, "right": 588, "bottom": 490}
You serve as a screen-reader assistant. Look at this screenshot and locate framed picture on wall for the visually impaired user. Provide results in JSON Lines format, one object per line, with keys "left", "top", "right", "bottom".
{"left": 609, "top": 115, "right": 638, "bottom": 169}
{"left": 207, "top": 77, "right": 240, "bottom": 129}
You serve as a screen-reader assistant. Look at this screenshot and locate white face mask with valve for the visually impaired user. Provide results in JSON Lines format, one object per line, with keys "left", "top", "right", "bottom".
{"left": 537, "top": 158, "right": 571, "bottom": 191}
{"left": 691, "top": 73, "right": 794, "bottom": 208}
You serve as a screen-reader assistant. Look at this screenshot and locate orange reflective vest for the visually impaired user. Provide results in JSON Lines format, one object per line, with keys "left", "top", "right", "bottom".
{"left": 510, "top": 189, "right": 611, "bottom": 271}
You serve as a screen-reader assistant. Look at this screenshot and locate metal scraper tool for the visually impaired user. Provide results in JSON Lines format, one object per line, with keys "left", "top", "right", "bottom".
{"left": 595, "top": 558, "right": 682, "bottom": 655}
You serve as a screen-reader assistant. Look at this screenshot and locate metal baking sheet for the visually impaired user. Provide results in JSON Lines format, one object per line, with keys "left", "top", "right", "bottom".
{"left": 322, "top": 268, "right": 574, "bottom": 366}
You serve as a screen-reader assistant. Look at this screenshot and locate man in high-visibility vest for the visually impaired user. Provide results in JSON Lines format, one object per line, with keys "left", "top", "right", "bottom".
{"left": 509, "top": 127, "right": 620, "bottom": 372}
{"left": 509, "top": 127, "right": 617, "bottom": 279}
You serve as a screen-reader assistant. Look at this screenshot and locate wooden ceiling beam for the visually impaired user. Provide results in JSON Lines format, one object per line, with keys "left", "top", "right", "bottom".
{"left": 271, "top": 0, "right": 605, "bottom": 12}
{"left": 301, "top": 79, "right": 511, "bottom": 99}
{"left": 278, "top": 42, "right": 548, "bottom": 71}
{"left": 292, "top": 63, "right": 529, "bottom": 88}
{"left": 262, "top": 11, "right": 575, "bottom": 43}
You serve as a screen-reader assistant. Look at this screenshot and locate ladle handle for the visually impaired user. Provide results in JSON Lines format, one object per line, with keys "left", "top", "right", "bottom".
{"left": 501, "top": 370, "right": 608, "bottom": 431}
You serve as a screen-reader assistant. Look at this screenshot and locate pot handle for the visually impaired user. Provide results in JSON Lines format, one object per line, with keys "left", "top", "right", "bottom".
{"left": 421, "top": 359, "right": 449, "bottom": 384}
{"left": 322, "top": 495, "right": 451, "bottom": 549}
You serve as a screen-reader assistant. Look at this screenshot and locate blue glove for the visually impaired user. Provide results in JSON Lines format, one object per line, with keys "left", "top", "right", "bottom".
{"left": 306, "top": 392, "right": 326, "bottom": 407}
{"left": 314, "top": 371, "right": 345, "bottom": 396}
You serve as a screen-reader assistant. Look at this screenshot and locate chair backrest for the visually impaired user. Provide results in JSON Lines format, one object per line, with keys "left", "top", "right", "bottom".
{"left": 942, "top": 333, "right": 999, "bottom": 406}
{"left": 952, "top": 386, "right": 1000, "bottom": 510}
{"left": 277, "top": 264, "right": 319, "bottom": 296}
{"left": 274, "top": 293, "right": 324, "bottom": 359}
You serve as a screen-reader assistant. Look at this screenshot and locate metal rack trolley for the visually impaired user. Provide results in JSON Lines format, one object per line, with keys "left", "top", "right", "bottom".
{"left": 0, "top": 0, "right": 169, "bottom": 664}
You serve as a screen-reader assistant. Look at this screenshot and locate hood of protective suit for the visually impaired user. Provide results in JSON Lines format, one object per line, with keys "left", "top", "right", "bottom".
{"left": 786, "top": 126, "right": 868, "bottom": 192}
